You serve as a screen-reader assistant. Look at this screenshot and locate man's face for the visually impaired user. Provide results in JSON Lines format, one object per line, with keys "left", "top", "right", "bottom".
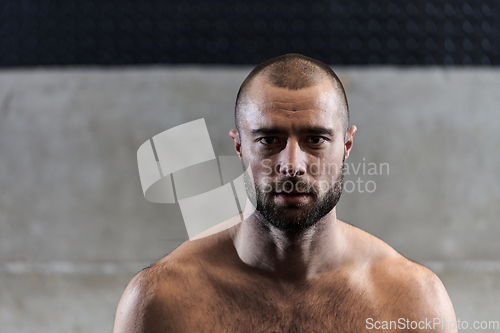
{"left": 232, "top": 78, "right": 353, "bottom": 232}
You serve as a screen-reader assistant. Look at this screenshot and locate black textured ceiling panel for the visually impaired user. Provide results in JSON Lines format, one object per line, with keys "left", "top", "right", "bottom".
{"left": 1, "top": 0, "right": 499, "bottom": 66}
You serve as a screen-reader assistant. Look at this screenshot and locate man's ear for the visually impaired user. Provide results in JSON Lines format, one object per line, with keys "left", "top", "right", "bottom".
{"left": 229, "top": 129, "right": 242, "bottom": 158}
{"left": 344, "top": 125, "right": 357, "bottom": 159}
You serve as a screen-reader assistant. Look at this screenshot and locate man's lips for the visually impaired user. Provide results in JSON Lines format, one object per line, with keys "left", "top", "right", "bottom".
{"left": 273, "top": 191, "right": 312, "bottom": 204}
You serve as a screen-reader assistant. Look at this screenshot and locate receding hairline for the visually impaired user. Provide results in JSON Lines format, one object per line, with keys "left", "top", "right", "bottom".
{"left": 235, "top": 53, "right": 349, "bottom": 133}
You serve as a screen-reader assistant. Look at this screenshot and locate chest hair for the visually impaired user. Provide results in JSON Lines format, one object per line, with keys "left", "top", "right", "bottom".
{"left": 178, "top": 271, "right": 385, "bottom": 333}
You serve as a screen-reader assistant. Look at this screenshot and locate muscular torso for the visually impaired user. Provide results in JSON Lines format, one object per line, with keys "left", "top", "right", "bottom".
{"left": 115, "top": 222, "right": 456, "bottom": 333}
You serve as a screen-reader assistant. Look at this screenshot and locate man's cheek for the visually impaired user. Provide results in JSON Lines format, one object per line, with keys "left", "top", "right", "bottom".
{"left": 259, "top": 177, "right": 273, "bottom": 193}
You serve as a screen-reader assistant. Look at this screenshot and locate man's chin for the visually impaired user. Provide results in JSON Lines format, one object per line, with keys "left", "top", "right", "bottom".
{"left": 255, "top": 204, "right": 321, "bottom": 231}
{"left": 263, "top": 215, "right": 320, "bottom": 233}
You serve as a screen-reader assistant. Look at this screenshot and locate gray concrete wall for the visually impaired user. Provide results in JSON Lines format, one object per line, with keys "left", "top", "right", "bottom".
{"left": 0, "top": 67, "right": 499, "bottom": 332}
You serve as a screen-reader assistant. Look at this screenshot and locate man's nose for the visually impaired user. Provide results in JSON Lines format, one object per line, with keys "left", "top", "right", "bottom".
{"left": 278, "top": 139, "right": 306, "bottom": 177}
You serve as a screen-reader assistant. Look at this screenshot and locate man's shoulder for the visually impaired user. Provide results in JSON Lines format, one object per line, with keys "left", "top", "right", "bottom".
{"left": 112, "top": 266, "right": 166, "bottom": 333}
{"left": 370, "top": 253, "right": 456, "bottom": 330}
{"left": 112, "top": 236, "right": 229, "bottom": 333}
{"left": 348, "top": 223, "right": 443, "bottom": 294}
{"left": 134, "top": 236, "right": 224, "bottom": 285}
{"left": 341, "top": 220, "right": 431, "bottom": 274}
{"left": 370, "top": 252, "right": 447, "bottom": 304}
{"left": 341, "top": 221, "right": 456, "bottom": 329}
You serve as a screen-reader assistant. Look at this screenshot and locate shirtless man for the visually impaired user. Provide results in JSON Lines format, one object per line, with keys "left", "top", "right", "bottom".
{"left": 113, "top": 54, "right": 457, "bottom": 332}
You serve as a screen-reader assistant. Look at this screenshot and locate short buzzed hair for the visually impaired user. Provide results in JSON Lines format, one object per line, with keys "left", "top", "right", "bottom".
{"left": 234, "top": 53, "right": 349, "bottom": 134}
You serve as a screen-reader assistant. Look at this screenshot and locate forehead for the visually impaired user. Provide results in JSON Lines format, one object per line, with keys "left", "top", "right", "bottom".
{"left": 239, "top": 79, "right": 344, "bottom": 132}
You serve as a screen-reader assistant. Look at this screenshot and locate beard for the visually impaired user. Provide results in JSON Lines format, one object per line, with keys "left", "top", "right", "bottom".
{"left": 244, "top": 157, "right": 345, "bottom": 233}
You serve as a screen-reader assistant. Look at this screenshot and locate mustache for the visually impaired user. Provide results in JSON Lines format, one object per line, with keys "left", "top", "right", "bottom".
{"left": 263, "top": 176, "right": 319, "bottom": 195}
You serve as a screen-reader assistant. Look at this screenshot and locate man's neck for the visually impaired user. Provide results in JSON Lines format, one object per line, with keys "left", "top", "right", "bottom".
{"left": 230, "top": 201, "right": 348, "bottom": 283}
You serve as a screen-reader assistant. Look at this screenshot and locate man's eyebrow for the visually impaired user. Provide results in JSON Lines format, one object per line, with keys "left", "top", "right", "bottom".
{"left": 250, "top": 128, "right": 286, "bottom": 135}
{"left": 299, "top": 126, "right": 334, "bottom": 136}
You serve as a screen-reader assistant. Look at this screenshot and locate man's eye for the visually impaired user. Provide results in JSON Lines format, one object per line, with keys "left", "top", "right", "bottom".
{"left": 259, "top": 137, "right": 277, "bottom": 145}
{"left": 309, "top": 136, "right": 326, "bottom": 144}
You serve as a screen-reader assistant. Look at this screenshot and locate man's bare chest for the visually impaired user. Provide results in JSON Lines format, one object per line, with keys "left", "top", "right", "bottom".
{"left": 167, "top": 272, "right": 383, "bottom": 333}
{"left": 181, "top": 297, "right": 378, "bottom": 332}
